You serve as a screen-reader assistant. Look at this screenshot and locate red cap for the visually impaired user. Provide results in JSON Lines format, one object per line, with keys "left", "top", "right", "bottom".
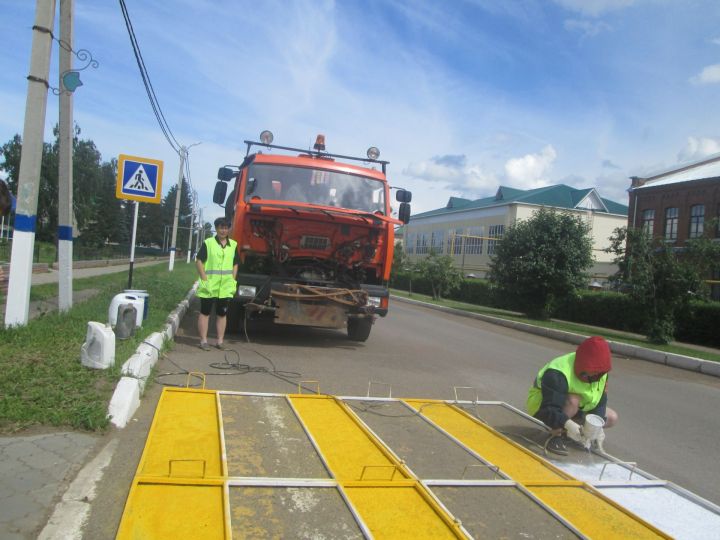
{"left": 574, "top": 336, "right": 612, "bottom": 377}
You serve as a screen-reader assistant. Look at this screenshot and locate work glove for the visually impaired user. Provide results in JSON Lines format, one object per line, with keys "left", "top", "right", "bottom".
{"left": 564, "top": 419, "right": 584, "bottom": 444}
{"left": 592, "top": 429, "right": 606, "bottom": 453}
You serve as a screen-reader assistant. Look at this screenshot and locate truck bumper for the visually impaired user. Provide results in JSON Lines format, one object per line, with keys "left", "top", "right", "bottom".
{"left": 233, "top": 273, "right": 389, "bottom": 318}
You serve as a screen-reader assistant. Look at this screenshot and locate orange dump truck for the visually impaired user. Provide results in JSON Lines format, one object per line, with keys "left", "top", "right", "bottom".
{"left": 212, "top": 131, "right": 412, "bottom": 341}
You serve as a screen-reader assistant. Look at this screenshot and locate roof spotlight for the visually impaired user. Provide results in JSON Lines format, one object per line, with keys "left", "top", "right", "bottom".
{"left": 367, "top": 146, "right": 380, "bottom": 160}
{"left": 259, "top": 130, "right": 274, "bottom": 145}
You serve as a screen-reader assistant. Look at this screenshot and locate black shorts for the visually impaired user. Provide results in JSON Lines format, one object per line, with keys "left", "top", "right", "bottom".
{"left": 199, "top": 297, "right": 231, "bottom": 317}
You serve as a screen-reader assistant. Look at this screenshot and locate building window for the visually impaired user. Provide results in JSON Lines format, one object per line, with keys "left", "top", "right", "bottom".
{"left": 417, "top": 232, "right": 428, "bottom": 255}
{"left": 689, "top": 205, "right": 704, "bottom": 239}
{"left": 430, "top": 230, "right": 444, "bottom": 254}
{"left": 488, "top": 225, "right": 505, "bottom": 255}
{"left": 448, "top": 228, "right": 463, "bottom": 255}
{"left": 465, "top": 226, "right": 483, "bottom": 255}
{"left": 664, "top": 207, "right": 678, "bottom": 241}
{"left": 406, "top": 233, "right": 415, "bottom": 255}
{"left": 641, "top": 209, "right": 654, "bottom": 236}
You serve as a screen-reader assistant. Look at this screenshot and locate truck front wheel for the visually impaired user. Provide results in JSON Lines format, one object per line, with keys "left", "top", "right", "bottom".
{"left": 347, "top": 317, "right": 372, "bottom": 342}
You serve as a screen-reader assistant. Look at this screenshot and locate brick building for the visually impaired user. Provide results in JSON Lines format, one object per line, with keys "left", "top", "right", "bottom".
{"left": 628, "top": 155, "right": 720, "bottom": 298}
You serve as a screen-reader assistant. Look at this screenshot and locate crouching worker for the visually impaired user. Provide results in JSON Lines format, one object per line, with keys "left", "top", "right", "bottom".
{"left": 527, "top": 336, "right": 618, "bottom": 455}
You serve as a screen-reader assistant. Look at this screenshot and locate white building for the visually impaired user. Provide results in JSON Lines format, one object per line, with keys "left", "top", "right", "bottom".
{"left": 404, "top": 184, "right": 628, "bottom": 281}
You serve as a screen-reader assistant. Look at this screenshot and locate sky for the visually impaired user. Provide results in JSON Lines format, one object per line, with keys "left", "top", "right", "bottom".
{"left": 2, "top": 0, "right": 720, "bottom": 224}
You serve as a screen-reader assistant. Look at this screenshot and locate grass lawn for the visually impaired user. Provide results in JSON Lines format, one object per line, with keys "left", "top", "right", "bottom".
{"left": 391, "top": 289, "right": 720, "bottom": 364}
{"left": 0, "top": 262, "right": 197, "bottom": 433}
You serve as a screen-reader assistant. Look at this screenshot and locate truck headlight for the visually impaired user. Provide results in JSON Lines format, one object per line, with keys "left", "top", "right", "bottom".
{"left": 237, "top": 285, "right": 257, "bottom": 298}
{"left": 367, "top": 296, "right": 381, "bottom": 307}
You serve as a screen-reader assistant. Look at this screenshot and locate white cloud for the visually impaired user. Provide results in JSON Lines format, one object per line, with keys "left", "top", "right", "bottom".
{"left": 554, "top": 0, "right": 636, "bottom": 17}
{"left": 403, "top": 154, "right": 497, "bottom": 196}
{"left": 690, "top": 64, "right": 720, "bottom": 85}
{"left": 504, "top": 145, "right": 557, "bottom": 188}
{"left": 711, "top": 37, "right": 720, "bottom": 46}
{"left": 678, "top": 136, "right": 720, "bottom": 162}
{"left": 564, "top": 19, "right": 611, "bottom": 37}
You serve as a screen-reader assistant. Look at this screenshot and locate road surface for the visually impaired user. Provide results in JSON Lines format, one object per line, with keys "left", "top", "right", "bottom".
{"left": 83, "top": 296, "right": 720, "bottom": 537}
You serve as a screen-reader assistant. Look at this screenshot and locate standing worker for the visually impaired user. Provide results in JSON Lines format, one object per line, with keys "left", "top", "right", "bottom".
{"left": 195, "top": 217, "right": 239, "bottom": 350}
{"left": 527, "top": 336, "right": 618, "bottom": 455}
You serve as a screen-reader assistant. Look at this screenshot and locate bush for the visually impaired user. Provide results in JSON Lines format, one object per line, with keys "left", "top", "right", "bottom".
{"left": 392, "top": 273, "right": 720, "bottom": 348}
{"left": 553, "top": 291, "right": 646, "bottom": 333}
{"left": 675, "top": 301, "right": 720, "bottom": 347}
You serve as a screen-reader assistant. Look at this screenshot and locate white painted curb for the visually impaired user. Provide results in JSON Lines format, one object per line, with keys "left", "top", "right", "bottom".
{"left": 107, "top": 282, "right": 198, "bottom": 428}
{"left": 393, "top": 295, "right": 720, "bottom": 379}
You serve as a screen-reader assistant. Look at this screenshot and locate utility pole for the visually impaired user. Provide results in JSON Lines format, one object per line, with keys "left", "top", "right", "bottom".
{"left": 5, "top": 0, "right": 57, "bottom": 327}
{"left": 58, "top": 0, "right": 74, "bottom": 312}
{"left": 167, "top": 147, "right": 186, "bottom": 271}
{"left": 185, "top": 207, "right": 194, "bottom": 263}
{"left": 168, "top": 142, "right": 199, "bottom": 270}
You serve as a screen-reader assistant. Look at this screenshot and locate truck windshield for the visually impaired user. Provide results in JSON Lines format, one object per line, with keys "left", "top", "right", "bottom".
{"left": 245, "top": 164, "right": 386, "bottom": 214}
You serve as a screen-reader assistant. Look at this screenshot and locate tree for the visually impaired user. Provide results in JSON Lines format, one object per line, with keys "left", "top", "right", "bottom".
{"left": 607, "top": 226, "right": 720, "bottom": 344}
{"left": 415, "top": 250, "right": 462, "bottom": 300}
{"left": 488, "top": 207, "right": 594, "bottom": 319}
{"left": 390, "top": 241, "right": 408, "bottom": 279}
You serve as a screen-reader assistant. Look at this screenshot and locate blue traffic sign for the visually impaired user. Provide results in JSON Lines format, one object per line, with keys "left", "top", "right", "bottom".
{"left": 116, "top": 154, "right": 164, "bottom": 204}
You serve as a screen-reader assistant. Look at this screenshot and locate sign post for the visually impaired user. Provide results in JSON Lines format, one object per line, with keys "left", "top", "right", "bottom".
{"left": 116, "top": 154, "right": 163, "bottom": 289}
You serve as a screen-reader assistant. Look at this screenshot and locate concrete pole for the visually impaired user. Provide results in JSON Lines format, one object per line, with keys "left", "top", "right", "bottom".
{"left": 185, "top": 209, "right": 194, "bottom": 263}
{"left": 58, "top": 0, "right": 74, "bottom": 312}
{"left": 167, "top": 147, "right": 186, "bottom": 271}
{"left": 5, "top": 0, "right": 57, "bottom": 327}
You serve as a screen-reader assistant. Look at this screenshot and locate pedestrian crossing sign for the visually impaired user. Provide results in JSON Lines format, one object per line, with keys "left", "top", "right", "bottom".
{"left": 116, "top": 154, "right": 164, "bottom": 204}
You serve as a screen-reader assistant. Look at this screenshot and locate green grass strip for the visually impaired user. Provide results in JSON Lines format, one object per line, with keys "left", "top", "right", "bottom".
{"left": 391, "top": 289, "right": 720, "bottom": 364}
{"left": 0, "top": 262, "right": 197, "bottom": 433}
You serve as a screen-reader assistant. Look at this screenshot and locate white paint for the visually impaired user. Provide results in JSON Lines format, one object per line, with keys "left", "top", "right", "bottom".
{"left": 260, "top": 398, "right": 292, "bottom": 457}
{"left": 4, "top": 229, "right": 35, "bottom": 327}
{"left": 121, "top": 353, "right": 151, "bottom": 391}
{"left": 288, "top": 487, "right": 320, "bottom": 513}
{"left": 38, "top": 439, "right": 118, "bottom": 540}
{"left": 548, "top": 459, "right": 651, "bottom": 483}
{"left": 58, "top": 239, "right": 73, "bottom": 312}
{"left": 599, "top": 486, "right": 720, "bottom": 540}
{"left": 108, "top": 377, "right": 141, "bottom": 428}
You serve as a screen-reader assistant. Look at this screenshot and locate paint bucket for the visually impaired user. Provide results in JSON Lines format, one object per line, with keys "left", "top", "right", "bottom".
{"left": 109, "top": 293, "right": 143, "bottom": 328}
{"left": 80, "top": 321, "right": 115, "bottom": 369}
{"left": 115, "top": 304, "right": 137, "bottom": 340}
{"left": 124, "top": 289, "right": 149, "bottom": 320}
{"left": 584, "top": 414, "right": 605, "bottom": 442}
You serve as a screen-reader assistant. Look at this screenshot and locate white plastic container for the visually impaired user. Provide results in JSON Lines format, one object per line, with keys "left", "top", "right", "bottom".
{"left": 124, "top": 289, "right": 149, "bottom": 320}
{"left": 109, "top": 293, "right": 143, "bottom": 327}
{"left": 80, "top": 321, "right": 116, "bottom": 369}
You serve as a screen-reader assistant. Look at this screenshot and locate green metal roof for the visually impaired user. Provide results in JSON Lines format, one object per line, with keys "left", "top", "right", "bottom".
{"left": 412, "top": 184, "right": 628, "bottom": 220}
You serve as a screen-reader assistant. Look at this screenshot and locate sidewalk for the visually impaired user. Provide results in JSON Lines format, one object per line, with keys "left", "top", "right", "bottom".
{"left": 0, "top": 258, "right": 166, "bottom": 539}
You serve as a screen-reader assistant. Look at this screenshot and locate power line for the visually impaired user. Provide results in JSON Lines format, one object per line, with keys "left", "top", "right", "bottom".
{"left": 118, "top": 0, "right": 181, "bottom": 155}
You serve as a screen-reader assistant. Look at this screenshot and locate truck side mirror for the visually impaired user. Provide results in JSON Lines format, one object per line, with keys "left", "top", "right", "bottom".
{"left": 213, "top": 181, "right": 228, "bottom": 205}
{"left": 217, "top": 167, "right": 235, "bottom": 182}
{"left": 399, "top": 202, "right": 411, "bottom": 224}
{"left": 396, "top": 189, "right": 412, "bottom": 203}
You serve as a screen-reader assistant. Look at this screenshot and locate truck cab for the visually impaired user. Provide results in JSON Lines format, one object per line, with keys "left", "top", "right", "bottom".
{"left": 213, "top": 132, "right": 411, "bottom": 341}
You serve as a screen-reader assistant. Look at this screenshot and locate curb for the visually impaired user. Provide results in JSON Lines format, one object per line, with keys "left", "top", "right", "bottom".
{"left": 393, "top": 295, "right": 720, "bottom": 379}
{"left": 107, "top": 282, "right": 198, "bottom": 428}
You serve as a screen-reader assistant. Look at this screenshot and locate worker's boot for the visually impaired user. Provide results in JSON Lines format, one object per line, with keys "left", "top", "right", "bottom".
{"left": 545, "top": 435, "right": 569, "bottom": 456}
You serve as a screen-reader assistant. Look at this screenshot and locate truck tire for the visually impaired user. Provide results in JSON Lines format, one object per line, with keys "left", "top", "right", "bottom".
{"left": 347, "top": 317, "right": 372, "bottom": 342}
{"left": 225, "top": 301, "right": 245, "bottom": 335}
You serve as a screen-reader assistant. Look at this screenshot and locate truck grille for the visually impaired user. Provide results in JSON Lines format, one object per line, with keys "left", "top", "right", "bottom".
{"left": 300, "top": 236, "right": 330, "bottom": 250}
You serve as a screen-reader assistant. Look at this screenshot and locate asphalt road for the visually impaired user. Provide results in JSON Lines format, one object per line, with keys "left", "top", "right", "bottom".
{"left": 84, "top": 296, "right": 720, "bottom": 537}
